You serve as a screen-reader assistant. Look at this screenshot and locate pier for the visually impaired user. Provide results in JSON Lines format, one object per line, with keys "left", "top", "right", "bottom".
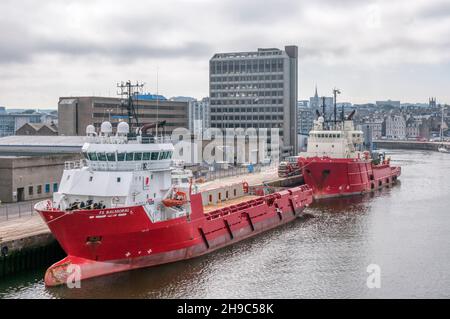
{"left": 0, "top": 214, "right": 63, "bottom": 278}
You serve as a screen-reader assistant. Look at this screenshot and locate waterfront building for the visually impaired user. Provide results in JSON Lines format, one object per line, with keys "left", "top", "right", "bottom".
{"left": 209, "top": 46, "right": 298, "bottom": 157}
{"left": 406, "top": 116, "right": 431, "bottom": 140}
{"left": 383, "top": 114, "right": 406, "bottom": 140}
{"left": 58, "top": 96, "right": 189, "bottom": 136}
{"left": 362, "top": 119, "right": 383, "bottom": 140}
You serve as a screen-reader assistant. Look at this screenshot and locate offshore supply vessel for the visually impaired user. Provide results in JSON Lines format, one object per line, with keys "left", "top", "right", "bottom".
{"left": 34, "top": 121, "right": 312, "bottom": 286}
{"left": 298, "top": 91, "right": 401, "bottom": 199}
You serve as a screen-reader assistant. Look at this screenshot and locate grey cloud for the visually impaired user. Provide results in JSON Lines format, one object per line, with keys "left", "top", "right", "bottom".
{"left": 419, "top": 1, "right": 450, "bottom": 20}
{"left": 0, "top": 28, "right": 212, "bottom": 64}
{"left": 219, "top": 0, "right": 302, "bottom": 24}
{"left": 300, "top": 45, "right": 351, "bottom": 60}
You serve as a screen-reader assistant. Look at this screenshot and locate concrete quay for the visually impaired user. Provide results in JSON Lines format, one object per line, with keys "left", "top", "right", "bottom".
{"left": 374, "top": 140, "right": 450, "bottom": 151}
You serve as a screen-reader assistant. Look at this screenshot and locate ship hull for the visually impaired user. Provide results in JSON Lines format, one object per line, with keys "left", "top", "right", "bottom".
{"left": 36, "top": 185, "right": 312, "bottom": 286}
{"left": 299, "top": 157, "right": 401, "bottom": 199}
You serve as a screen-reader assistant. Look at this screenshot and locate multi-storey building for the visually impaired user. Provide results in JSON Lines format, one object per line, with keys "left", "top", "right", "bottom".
{"left": 58, "top": 96, "right": 189, "bottom": 136}
{"left": 209, "top": 46, "right": 298, "bottom": 156}
{"left": 188, "top": 97, "right": 210, "bottom": 137}
{"left": 362, "top": 119, "right": 383, "bottom": 140}
{"left": 0, "top": 112, "right": 43, "bottom": 137}
{"left": 383, "top": 114, "right": 406, "bottom": 140}
{"left": 298, "top": 106, "right": 314, "bottom": 135}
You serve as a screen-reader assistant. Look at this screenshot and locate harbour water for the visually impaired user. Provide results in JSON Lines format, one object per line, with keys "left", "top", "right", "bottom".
{"left": 1, "top": 149, "right": 449, "bottom": 298}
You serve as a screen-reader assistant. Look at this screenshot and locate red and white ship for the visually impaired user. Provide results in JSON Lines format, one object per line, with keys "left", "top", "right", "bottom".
{"left": 298, "top": 110, "right": 401, "bottom": 199}
{"left": 35, "top": 121, "right": 312, "bottom": 286}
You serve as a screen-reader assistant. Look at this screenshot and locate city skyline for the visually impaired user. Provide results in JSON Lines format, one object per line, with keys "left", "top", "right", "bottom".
{"left": 1, "top": 0, "right": 450, "bottom": 108}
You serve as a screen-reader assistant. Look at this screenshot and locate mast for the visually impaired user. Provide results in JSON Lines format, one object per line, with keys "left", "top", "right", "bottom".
{"left": 322, "top": 96, "right": 326, "bottom": 129}
{"left": 156, "top": 68, "right": 159, "bottom": 138}
{"left": 117, "top": 81, "right": 145, "bottom": 132}
{"left": 441, "top": 103, "right": 444, "bottom": 142}
{"left": 333, "top": 88, "right": 341, "bottom": 129}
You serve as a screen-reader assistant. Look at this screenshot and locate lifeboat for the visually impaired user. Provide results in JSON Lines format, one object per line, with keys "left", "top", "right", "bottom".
{"left": 162, "top": 191, "right": 187, "bottom": 207}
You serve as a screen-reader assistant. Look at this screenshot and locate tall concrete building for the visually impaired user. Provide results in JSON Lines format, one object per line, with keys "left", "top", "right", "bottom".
{"left": 188, "top": 97, "right": 210, "bottom": 137}
{"left": 58, "top": 96, "right": 189, "bottom": 136}
{"left": 209, "top": 46, "right": 298, "bottom": 156}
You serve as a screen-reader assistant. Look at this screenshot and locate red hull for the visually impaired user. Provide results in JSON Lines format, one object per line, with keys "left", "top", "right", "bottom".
{"left": 299, "top": 157, "right": 401, "bottom": 199}
{"left": 36, "top": 185, "right": 312, "bottom": 286}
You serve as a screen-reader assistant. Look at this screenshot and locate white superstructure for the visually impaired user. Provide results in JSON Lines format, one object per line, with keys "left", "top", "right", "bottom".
{"left": 52, "top": 121, "right": 190, "bottom": 222}
{"left": 299, "top": 116, "right": 365, "bottom": 159}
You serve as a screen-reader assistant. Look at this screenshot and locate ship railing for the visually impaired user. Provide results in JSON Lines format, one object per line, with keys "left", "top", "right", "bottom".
{"left": 64, "top": 159, "right": 87, "bottom": 170}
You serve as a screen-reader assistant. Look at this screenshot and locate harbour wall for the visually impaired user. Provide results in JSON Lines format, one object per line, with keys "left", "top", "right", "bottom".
{"left": 0, "top": 234, "right": 64, "bottom": 279}
{"left": 374, "top": 140, "right": 449, "bottom": 151}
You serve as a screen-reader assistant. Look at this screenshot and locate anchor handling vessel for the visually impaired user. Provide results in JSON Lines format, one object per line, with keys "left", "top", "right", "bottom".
{"left": 34, "top": 120, "right": 313, "bottom": 286}
{"left": 298, "top": 90, "right": 401, "bottom": 199}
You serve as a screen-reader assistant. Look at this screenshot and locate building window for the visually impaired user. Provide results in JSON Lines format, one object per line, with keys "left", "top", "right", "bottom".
{"left": 45, "top": 184, "right": 50, "bottom": 193}
{"left": 117, "top": 177, "right": 121, "bottom": 182}
{"left": 53, "top": 183, "right": 58, "bottom": 192}
{"left": 29, "top": 186, "right": 33, "bottom": 196}
{"left": 37, "top": 185, "right": 42, "bottom": 194}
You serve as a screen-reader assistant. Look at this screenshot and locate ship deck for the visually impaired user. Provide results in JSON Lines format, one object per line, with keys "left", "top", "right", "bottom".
{"left": 203, "top": 195, "right": 261, "bottom": 213}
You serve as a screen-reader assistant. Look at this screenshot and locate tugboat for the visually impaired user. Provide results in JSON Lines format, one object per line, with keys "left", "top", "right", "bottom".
{"left": 298, "top": 89, "right": 401, "bottom": 199}
{"left": 34, "top": 121, "right": 313, "bottom": 286}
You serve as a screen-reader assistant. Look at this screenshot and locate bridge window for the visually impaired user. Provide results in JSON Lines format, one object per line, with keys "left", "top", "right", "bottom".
{"left": 117, "top": 153, "right": 125, "bottom": 161}
{"left": 134, "top": 152, "right": 143, "bottom": 161}
{"left": 151, "top": 152, "right": 159, "bottom": 160}
{"left": 160, "top": 151, "right": 171, "bottom": 160}
{"left": 106, "top": 152, "right": 116, "bottom": 162}
{"left": 97, "top": 152, "right": 107, "bottom": 161}
{"left": 88, "top": 152, "right": 98, "bottom": 161}
{"left": 126, "top": 153, "right": 134, "bottom": 161}
{"left": 143, "top": 152, "right": 151, "bottom": 160}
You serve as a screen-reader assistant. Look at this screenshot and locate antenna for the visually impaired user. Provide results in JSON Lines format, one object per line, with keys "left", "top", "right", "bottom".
{"left": 322, "top": 97, "right": 327, "bottom": 129}
{"left": 117, "top": 80, "right": 145, "bottom": 132}
{"left": 333, "top": 88, "right": 341, "bottom": 129}
{"left": 156, "top": 67, "right": 159, "bottom": 138}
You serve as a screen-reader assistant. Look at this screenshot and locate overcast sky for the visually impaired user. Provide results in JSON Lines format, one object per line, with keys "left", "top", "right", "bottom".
{"left": 1, "top": 0, "right": 449, "bottom": 108}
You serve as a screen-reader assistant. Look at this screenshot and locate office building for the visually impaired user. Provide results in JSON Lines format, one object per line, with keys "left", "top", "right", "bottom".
{"left": 58, "top": 96, "right": 189, "bottom": 136}
{"left": 209, "top": 46, "right": 298, "bottom": 156}
{"left": 188, "top": 97, "right": 210, "bottom": 137}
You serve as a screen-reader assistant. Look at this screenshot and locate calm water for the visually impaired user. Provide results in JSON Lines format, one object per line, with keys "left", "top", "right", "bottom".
{"left": 1, "top": 150, "right": 449, "bottom": 299}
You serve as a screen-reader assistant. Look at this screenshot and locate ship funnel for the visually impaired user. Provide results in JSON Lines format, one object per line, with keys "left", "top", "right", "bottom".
{"left": 100, "top": 121, "right": 113, "bottom": 136}
{"left": 117, "top": 121, "right": 129, "bottom": 136}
